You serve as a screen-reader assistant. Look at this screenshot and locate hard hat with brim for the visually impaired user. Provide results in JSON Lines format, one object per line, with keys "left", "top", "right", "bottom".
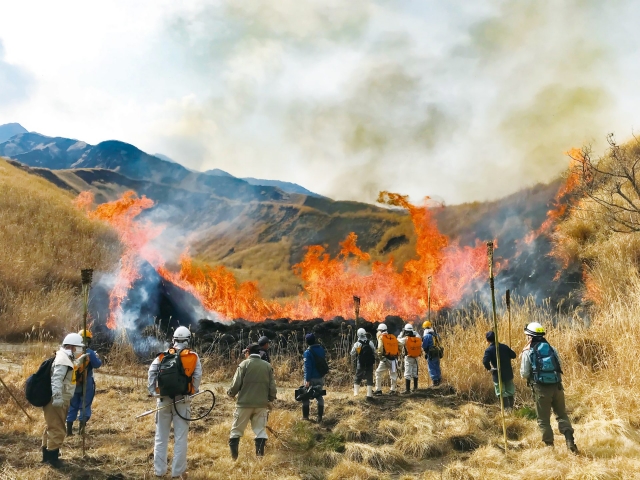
{"left": 63, "top": 333, "right": 85, "bottom": 347}
{"left": 524, "top": 322, "right": 545, "bottom": 336}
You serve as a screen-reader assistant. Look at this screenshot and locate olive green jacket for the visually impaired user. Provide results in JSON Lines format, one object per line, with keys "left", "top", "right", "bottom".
{"left": 227, "top": 355, "right": 277, "bottom": 408}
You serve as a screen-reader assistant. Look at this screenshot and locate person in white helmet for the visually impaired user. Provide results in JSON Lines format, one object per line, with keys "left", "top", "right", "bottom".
{"left": 373, "top": 323, "right": 399, "bottom": 396}
{"left": 148, "top": 326, "right": 202, "bottom": 478}
{"left": 350, "top": 328, "right": 376, "bottom": 398}
{"left": 520, "top": 322, "right": 578, "bottom": 453}
{"left": 398, "top": 324, "right": 422, "bottom": 394}
{"left": 41, "top": 332, "right": 85, "bottom": 467}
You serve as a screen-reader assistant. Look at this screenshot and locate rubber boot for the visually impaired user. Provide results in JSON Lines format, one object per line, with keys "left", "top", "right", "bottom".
{"left": 79, "top": 421, "right": 86, "bottom": 435}
{"left": 317, "top": 405, "right": 324, "bottom": 423}
{"left": 41, "top": 446, "right": 47, "bottom": 463}
{"left": 255, "top": 438, "right": 266, "bottom": 457}
{"left": 48, "top": 449, "right": 63, "bottom": 468}
{"left": 401, "top": 379, "right": 411, "bottom": 394}
{"left": 353, "top": 385, "right": 359, "bottom": 396}
{"left": 302, "top": 404, "right": 310, "bottom": 421}
{"left": 433, "top": 379, "right": 441, "bottom": 387}
{"left": 66, "top": 421, "right": 74, "bottom": 436}
{"left": 366, "top": 386, "right": 373, "bottom": 397}
{"left": 544, "top": 441, "right": 554, "bottom": 448}
{"left": 228, "top": 437, "right": 240, "bottom": 460}
{"left": 565, "top": 433, "right": 579, "bottom": 454}
{"left": 413, "top": 378, "right": 418, "bottom": 391}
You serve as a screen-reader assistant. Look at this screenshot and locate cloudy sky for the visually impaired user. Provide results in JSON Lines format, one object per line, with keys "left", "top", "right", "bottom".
{"left": 1, "top": 0, "right": 639, "bottom": 204}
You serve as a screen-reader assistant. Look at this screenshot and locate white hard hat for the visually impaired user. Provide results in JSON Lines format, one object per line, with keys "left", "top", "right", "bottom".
{"left": 173, "top": 326, "right": 191, "bottom": 341}
{"left": 404, "top": 324, "right": 414, "bottom": 331}
{"left": 357, "top": 328, "right": 367, "bottom": 337}
{"left": 62, "top": 333, "right": 84, "bottom": 347}
{"left": 377, "top": 324, "right": 387, "bottom": 332}
{"left": 524, "top": 322, "right": 545, "bottom": 336}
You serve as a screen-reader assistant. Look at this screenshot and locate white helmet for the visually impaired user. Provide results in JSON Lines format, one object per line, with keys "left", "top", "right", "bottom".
{"left": 524, "top": 322, "right": 545, "bottom": 337}
{"left": 377, "top": 324, "right": 387, "bottom": 332}
{"left": 357, "top": 328, "right": 367, "bottom": 338}
{"left": 404, "top": 324, "right": 414, "bottom": 332}
{"left": 173, "top": 326, "right": 191, "bottom": 342}
{"left": 62, "top": 333, "right": 84, "bottom": 347}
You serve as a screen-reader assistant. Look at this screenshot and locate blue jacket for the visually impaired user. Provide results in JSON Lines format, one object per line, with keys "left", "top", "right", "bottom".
{"left": 303, "top": 344, "right": 326, "bottom": 381}
{"left": 75, "top": 348, "right": 102, "bottom": 393}
{"left": 422, "top": 329, "right": 440, "bottom": 350}
{"left": 482, "top": 342, "right": 516, "bottom": 383}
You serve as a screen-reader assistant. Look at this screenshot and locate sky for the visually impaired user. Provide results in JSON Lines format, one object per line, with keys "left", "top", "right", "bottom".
{"left": 1, "top": 0, "right": 640, "bottom": 204}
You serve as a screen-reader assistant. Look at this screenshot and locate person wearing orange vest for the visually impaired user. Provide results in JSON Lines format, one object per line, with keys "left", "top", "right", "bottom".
{"left": 373, "top": 324, "right": 399, "bottom": 396}
{"left": 398, "top": 324, "right": 422, "bottom": 394}
{"left": 148, "top": 326, "right": 202, "bottom": 479}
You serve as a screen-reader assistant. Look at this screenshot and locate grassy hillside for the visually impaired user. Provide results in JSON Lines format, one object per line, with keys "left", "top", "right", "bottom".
{"left": 0, "top": 158, "right": 120, "bottom": 339}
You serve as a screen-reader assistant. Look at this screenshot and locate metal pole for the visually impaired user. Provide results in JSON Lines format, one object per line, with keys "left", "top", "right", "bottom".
{"left": 487, "top": 242, "right": 507, "bottom": 452}
{"left": 80, "top": 269, "right": 93, "bottom": 457}
{"left": 0, "top": 375, "right": 33, "bottom": 421}
{"left": 506, "top": 289, "right": 512, "bottom": 348}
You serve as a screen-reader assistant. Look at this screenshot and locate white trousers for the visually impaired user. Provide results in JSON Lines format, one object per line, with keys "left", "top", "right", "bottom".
{"left": 404, "top": 357, "right": 419, "bottom": 379}
{"left": 375, "top": 358, "right": 398, "bottom": 391}
{"left": 154, "top": 397, "right": 190, "bottom": 477}
{"left": 230, "top": 407, "right": 268, "bottom": 439}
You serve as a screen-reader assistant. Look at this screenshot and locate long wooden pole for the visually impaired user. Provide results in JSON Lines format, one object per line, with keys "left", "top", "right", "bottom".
{"left": 506, "top": 289, "right": 512, "bottom": 348}
{"left": 487, "top": 242, "right": 507, "bottom": 452}
{"left": 0, "top": 375, "right": 33, "bottom": 421}
{"left": 427, "top": 276, "right": 432, "bottom": 324}
{"left": 80, "top": 269, "right": 93, "bottom": 457}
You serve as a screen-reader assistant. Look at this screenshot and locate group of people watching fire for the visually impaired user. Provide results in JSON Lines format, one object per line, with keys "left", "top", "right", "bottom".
{"left": 34, "top": 318, "right": 577, "bottom": 477}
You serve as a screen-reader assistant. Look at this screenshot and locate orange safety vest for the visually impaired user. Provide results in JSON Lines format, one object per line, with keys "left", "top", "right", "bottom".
{"left": 405, "top": 336, "right": 422, "bottom": 358}
{"left": 381, "top": 333, "right": 399, "bottom": 357}
{"left": 156, "top": 348, "right": 199, "bottom": 394}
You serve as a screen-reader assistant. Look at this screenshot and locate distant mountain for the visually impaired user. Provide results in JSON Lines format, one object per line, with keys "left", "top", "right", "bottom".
{"left": 204, "top": 168, "right": 235, "bottom": 177}
{"left": 153, "top": 153, "right": 178, "bottom": 164}
{"left": 0, "top": 123, "right": 28, "bottom": 143}
{"left": 242, "top": 177, "right": 328, "bottom": 199}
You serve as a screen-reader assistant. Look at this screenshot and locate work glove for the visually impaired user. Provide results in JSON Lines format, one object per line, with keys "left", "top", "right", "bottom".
{"left": 52, "top": 395, "right": 64, "bottom": 408}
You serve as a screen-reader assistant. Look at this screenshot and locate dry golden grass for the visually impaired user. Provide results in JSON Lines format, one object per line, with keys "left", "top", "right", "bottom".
{"left": 0, "top": 158, "right": 120, "bottom": 338}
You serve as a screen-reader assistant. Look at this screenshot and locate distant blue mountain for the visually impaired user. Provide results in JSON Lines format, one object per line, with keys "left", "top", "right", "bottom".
{"left": 204, "top": 168, "right": 235, "bottom": 178}
{"left": 0, "top": 123, "right": 28, "bottom": 143}
{"left": 204, "top": 168, "right": 325, "bottom": 198}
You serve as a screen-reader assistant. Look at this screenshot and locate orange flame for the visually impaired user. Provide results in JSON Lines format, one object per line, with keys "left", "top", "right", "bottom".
{"left": 77, "top": 190, "right": 492, "bottom": 323}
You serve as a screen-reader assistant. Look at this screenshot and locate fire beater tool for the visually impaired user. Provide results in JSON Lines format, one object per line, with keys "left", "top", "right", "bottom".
{"left": 135, "top": 390, "right": 216, "bottom": 421}
{"left": 487, "top": 242, "right": 507, "bottom": 453}
{"left": 0, "top": 375, "right": 33, "bottom": 421}
{"left": 80, "top": 268, "right": 93, "bottom": 457}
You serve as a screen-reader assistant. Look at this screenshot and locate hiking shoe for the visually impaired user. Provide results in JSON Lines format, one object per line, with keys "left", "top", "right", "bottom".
{"left": 373, "top": 390, "right": 383, "bottom": 396}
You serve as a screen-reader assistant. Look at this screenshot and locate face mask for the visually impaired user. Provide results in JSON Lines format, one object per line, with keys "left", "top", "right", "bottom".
{"left": 64, "top": 348, "right": 74, "bottom": 357}
{"left": 74, "top": 346, "right": 84, "bottom": 355}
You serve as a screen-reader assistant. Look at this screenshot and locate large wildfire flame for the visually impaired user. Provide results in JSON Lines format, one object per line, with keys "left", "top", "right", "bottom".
{"left": 76, "top": 190, "right": 491, "bottom": 327}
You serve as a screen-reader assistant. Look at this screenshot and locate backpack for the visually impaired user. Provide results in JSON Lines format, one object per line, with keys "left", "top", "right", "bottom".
{"left": 157, "top": 349, "right": 193, "bottom": 398}
{"left": 309, "top": 347, "right": 329, "bottom": 377}
{"left": 530, "top": 343, "right": 562, "bottom": 384}
{"left": 405, "top": 336, "right": 422, "bottom": 358}
{"left": 357, "top": 340, "right": 375, "bottom": 368}
{"left": 381, "top": 334, "right": 399, "bottom": 358}
{"left": 25, "top": 357, "right": 55, "bottom": 407}
{"left": 426, "top": 332, "right": 444, "bottom": 359}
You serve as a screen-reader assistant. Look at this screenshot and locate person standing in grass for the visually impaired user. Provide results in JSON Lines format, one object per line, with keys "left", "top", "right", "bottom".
{"left": 398, "top": 324, "right": 423, "bottom": 394}
{"left": 520, "top": 322, "right": 578, "bottom": 453}
{"left": 350, "top": 328, "right": 376, "bottom": 398}
{"left": 66, "top": 329, "right": 102, "bottom": 436}
{"left": 42, "top": 332, "right": 85, "bottom": 468}
{"left": 374, "top": 323, "right": 399, "bottom": 396}
{"left": 302, "top": 333, "right": 328, "bottom": 422}
{"left": 257, "top": 336, "right": 271, "bottom": 363}
{"left": 422, "top": 321, "right": 443, "bottom": 386}
{"left": 148, "top": 326, "right": 202, "bottom": 478}
{"left": 482, "top": 331, "right": 516, "bottom": 409}
{"left": 228, "top": 343, "right": 277, "bottom": 460}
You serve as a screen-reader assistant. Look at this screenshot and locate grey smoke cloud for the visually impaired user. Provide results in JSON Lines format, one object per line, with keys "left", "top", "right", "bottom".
{"left": 154, "top": 0, "right": 638, "bottom": 204}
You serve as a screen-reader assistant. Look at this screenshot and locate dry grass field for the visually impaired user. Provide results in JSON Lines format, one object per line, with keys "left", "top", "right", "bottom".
{"left": 2, "top": 290, "right": 640, "bottom": 480}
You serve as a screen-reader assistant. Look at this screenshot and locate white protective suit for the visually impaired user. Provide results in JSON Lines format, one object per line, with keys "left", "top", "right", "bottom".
{"left": 147, "top": 342, "right": 202, "bottom": 478}
{"left": 397, "top": 332, "right": 420, "bottom": 379}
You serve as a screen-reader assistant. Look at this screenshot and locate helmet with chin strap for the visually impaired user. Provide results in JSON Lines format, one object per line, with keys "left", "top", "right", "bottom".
{"left": 357, "top": 328, "right": 367, "bottom": 338}
{"left": 173, "top": 326, "right": 191, "bottom": 343}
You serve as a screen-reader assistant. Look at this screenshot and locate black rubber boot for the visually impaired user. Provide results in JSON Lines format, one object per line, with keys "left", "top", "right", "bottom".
{"left": 413, "top": 378, "right": 418, "bottom": 391}
{"left": 79, "top": 421, "right": 86, "bottom": 435}
{"left": 228, "top": 437, "right": 240, "bottom": 460}
{"left": 544, "top": 441, "right": 554, "bottom": 448}
{"left": 66, "top": 421, "right": 73, "bottom": 436}
{"left": 402, "top": 379, "right": 411, "bottom": 394}
{"left": 433, "top": 379, "right": 441, "bottom": 387}
{"left": 255, "top": 438, "right": 266, "bottom": 457}
{"left": 317, "top": 405, "right": 324, "bottom": 423}
{"left": 41, "top": 446, "right": 47, "bottom": 463}
{"left": 302, "top": 404, "right": 310, "bottom": 421}
{"left": 48, "top": 449, "right": 63, "bottom": 468}
{"left": 565, "top": 433, "right": 579, "bottom": 454}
